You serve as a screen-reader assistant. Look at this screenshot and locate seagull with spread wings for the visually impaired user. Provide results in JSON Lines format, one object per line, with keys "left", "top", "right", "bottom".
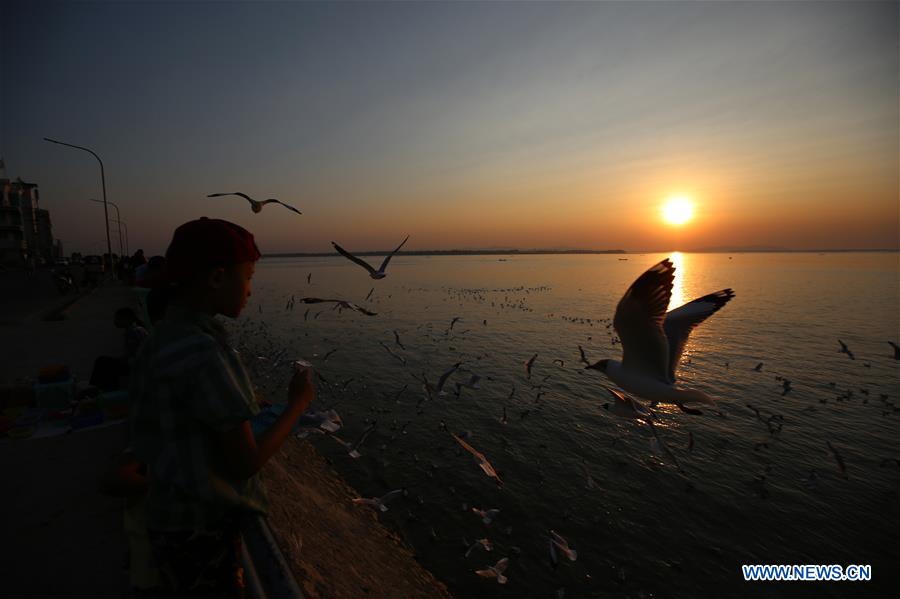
{"left": 299, "top": 297, "right": 377, "bottom": 316}
{"left": 452, "top": 433, "right": 503, "bottom": 486}
{"left": 549, "top": 530, "right": 578, "bottom": 566}
{"left": 837, "top": 339, "right": 855, "bottom": 360}
{"left": 586, "top": 259, "right": 734, "bottom": 412}
{"left": 436, "top": 362, "right": 462, "bottom": 397}
{"left": 330, "top": 422, "right": 376, "bottom": 458}
{"left": 351, "top": 488, "right": 406, "bottom": 512}
{"left": 207, "top": 192, "right": 302, "bottom": 214}
{"left": 475, "top": 557, "right": 509, "bottom": 584}
{"left": 332, "top": 235, "right": 409, "bottom": 279}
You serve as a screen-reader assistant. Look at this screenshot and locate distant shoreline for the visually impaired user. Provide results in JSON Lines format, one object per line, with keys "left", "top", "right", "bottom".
{"left": 262, "top": 248, "right": 898, "bottom": 258}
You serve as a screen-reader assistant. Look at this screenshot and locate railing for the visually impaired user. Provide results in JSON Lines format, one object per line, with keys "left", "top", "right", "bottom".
{"left": 241, "top": 514, "right": 305, "bottom": 598}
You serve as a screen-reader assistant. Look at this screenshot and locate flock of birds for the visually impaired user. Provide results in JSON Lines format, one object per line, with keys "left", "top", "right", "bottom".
{"left": 213, "top": 191, "right": 899, "bottom": 593}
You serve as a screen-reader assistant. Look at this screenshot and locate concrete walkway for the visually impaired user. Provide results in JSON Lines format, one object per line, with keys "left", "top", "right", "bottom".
{"left": 1, "top": 278, "right": 451, "bottom": 598}
{"left": 1, "top": 280, "right": 135, "bottom": 597}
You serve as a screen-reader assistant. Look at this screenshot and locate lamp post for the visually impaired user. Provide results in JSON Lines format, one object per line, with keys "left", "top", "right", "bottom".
{"left": 111, "top": 218, "right": 129, "bottom": 257}
{"left": 89, "top": 198, "right": 123, "bottom": 257}
{"left": 43, "top": 137, "right": 113, "bottom": 274}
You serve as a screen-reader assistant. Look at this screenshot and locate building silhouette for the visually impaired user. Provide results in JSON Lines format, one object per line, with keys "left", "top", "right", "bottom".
{"left": 0, "top": 177, "right": 58, "bottom": 266}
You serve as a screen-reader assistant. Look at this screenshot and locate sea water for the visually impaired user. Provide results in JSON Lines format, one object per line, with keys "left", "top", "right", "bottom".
{"left": 233, "top": 252, "right": 899, "bottom": 598}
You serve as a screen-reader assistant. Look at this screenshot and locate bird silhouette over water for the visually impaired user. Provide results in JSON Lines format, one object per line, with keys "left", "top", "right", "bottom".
{"left": 586, "top": 259, "right": 734, "bottom": 413}
{"left": 207, "top": 192, "right": 302, "bottom": 214}
{"left": 837, "top": 340, "right": 855, "bottom": 360}
{"left": 299, "top": 297, "right": 377, "bottom": 316}
{"left": 332, "top": 235, "right": 409, "bottom": 279}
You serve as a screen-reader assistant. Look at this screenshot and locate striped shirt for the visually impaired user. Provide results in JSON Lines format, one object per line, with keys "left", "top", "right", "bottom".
{"left": 129, "top": 305, "right": 267, "bottom": 531}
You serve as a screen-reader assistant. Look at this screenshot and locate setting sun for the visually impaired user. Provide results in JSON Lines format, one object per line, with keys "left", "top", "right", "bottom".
{"left": 662, "top": 195, "right": 695, "bottom": 226}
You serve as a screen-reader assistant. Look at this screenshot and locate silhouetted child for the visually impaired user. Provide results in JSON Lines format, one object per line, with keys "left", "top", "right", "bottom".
{"left": 129, "top": 217, "right": 314, "bottom": 597}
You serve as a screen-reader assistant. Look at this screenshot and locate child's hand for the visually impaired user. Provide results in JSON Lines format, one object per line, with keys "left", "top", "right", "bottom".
{"left": 287, "top": 367, "right": 314, "bottom": 412}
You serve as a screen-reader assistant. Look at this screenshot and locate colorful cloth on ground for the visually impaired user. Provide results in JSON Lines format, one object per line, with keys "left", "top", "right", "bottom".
{"left": 149, "top": 516, "right": 244, "bottom": 597}
{"left": 129, "top": 304, "right": 267, "bottom": 532}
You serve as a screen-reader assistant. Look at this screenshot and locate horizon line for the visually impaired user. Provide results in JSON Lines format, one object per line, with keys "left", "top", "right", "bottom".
{"left": 260, "top": 248, "right": 900, "bottom": 258}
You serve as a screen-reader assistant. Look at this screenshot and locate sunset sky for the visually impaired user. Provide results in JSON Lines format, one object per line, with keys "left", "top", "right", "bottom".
{"left": 1, "top": 1, "right": 897, "bottom": 255}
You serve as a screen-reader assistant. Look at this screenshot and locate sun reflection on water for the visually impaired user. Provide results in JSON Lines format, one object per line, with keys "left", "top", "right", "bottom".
{"left": 669, "top": 251, "right": 685, "bottom": 310}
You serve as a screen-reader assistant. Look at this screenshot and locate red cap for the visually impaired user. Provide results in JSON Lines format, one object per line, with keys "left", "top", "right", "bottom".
{"left": 163, "top": 217, "right": 261, "bottom": 284}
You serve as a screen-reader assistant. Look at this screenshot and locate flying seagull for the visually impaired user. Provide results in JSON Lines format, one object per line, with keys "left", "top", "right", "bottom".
{"left": 890, "top": 341, "right": 900, "bottom": 360}
{"left": 525, "top": 353, "right": 538, "bottom": 379}
{"left": 838, "top": 340, "right": 855, "bottom": 360}
{"left": 352, "top": 488, "right": 406, "bottom": 512}
{"left": 464, "top": 538, "right": 493, "bottom": 557}
{"left": 455, "top": 374, "right": 482, "bottom": 394}
{"left": 578, "top": 345, "right": 590, "bottom": 365}
{"left": 826, "top": 440, "right": 848, "bottom": 478}
{"left": 393, "top": 330, "right": 406, "bottom": 350}
{"left": 299, "top": 297, "right": 377, "bottom": 316}
{"left": 452, "top": 433, "right": 503, "bottom": 486}
{"left": 207, "top": 192, "right": 301, "bottom": 215}
{"left": 436, "top": 362, "right": 462, "bottom": 397}
{"left": 331, "top": 422, "right": 376, "bottom": 458}
{"left": 332, "top": 235, "right": 409, "bottom": 279}
{"left": 379, "top": 341, "right": 407, "bottom": 365}
{"left": 472, "top": 507, "right": 500, "bottom": 525}
{"left": 549, "top": 530, "right": 578, "bottom": 565}
{"left": 602, "top": 387, "right": 681, "bottom": 466}
{"left": 475, "top": 557, "right": 509, "bottom": 584}
{"left": 586, "top": 259, "right": 734, "bottom": 412}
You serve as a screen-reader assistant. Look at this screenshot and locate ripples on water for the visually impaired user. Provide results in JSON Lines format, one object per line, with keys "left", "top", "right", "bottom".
{"left": 231, "top": 252, "right": 899, "bottom": 597}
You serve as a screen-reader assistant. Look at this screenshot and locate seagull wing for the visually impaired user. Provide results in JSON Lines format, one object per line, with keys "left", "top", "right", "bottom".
{"left": 663, "top": 289, "right": 735, "bottom": 381}
{"left": 351, "top": 497, "right": 379, "bottom": 507}
{"left": 578, "top": 345, "right": 589, "bottom": 364}
{"left": 351, "top": 423, "right": 376, "bottom": 451}
{"left": 549, "top": 530, "right": 567, "bottom": 548}
{"left": 648, "top": 420, "right": 680, "bottom": 468}
{"left": 613, "top": 259, "right": 674, "bottom": 382}
{"left": 332, "top": 242, "right": 378, "bottom": 275}
{"left": 479, "top": 461, "right": 499, "bottom": 479}
{"left": 377, "top": 234, "right": 409, "bottom": 273}
{"left": 208, "top": 192, "right": 253, "bottom": 202}
{"left": 267, "top": 199, "right": 302, "bottom": 214}
{"left": 452, "top": 433, "right": 486, "bottom": 463}
{"left": 437, "top": 362, "right": 461, "bottom": 393}
{"left": 379, "top": 489, "right": 405, "bottom": 504}
{"left": 344, "top": 301, "right": 377, "bottom": 316}
{"left": 494, "top": 558, "right": 509, "bottom": 574}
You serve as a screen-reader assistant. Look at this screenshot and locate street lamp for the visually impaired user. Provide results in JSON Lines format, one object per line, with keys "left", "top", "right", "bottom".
{"left": 43, "top": 137, "right": 113, "bottom": 272}
{"left": 89, "top": 198, "right": 123, "bottom": 257}
{"left": 111, "top": 218, "right": 129, "bottom": 257}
